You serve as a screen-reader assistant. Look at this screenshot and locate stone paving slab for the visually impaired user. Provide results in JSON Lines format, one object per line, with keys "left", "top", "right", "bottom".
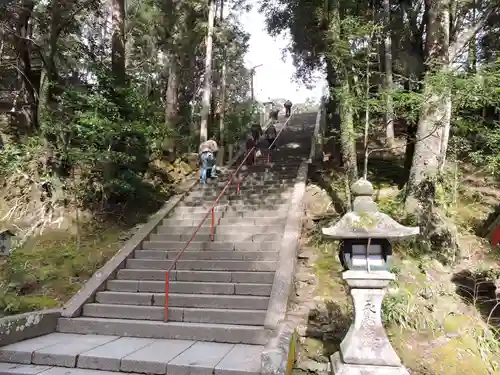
{"left": 0, "top": 362, "right": 142, "bottom": 374}
{"left": 120, "top": 339, "right": 194, "bottom": 374}
{"left": 167, "top": 341, "right": 234, "bottom": 375}
{"left": 31, "top": 335, "right": 119, "bottom": 367}
{"left": 215, "top": 344, "right": 262, "bottom": 375}
{"left": 0, "top": 334, "right": 83, "bottom": 364}
{"left": 0, "top": 362, "right": 52, "bottom": 374}
{"left": 1, "top": 336, "right": 264, "bottom": 375}
{"left": 77, "top": 337, "right": 154, "bottom": 371}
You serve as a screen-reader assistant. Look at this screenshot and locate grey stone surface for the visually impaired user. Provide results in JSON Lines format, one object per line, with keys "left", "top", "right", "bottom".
{"left": 167, "top": 341, "right": 234, "bottom": 375}
{"left": 0, "top": 333, "right": 79, "bottom": 364}
{"left": 31, "top": 335, "right": 118, "bottom": 367}
{"left": 62, "top": 176, "right": 198, "bottom": 318}
{"left": 0, "top": 363, "right": 52, "bottom": 374}
{"left": 261, "top": 321, "right": 296, "bottom": 375}
{"left": 152, "top": 293, "right": 269, "bottom": 310}
{"left": 182, "top": 308, "right": 266, "bottom": 325}
{"left": 56, "top": 318, "right": 269, "bottom": 344}
{"left": 40, "top": 367, "right": 142, "bottom": 375}
{"left": 120, "top": 339, "right": 194, "bottom": 374}
{"left": 82, "top": 303, "right": 169, "bottom": 321}
{"left": 215, "top": 344, "right": 263, "bottom": 375}
{"left": 77, "top": 337, "right": 153, "bottom": 371}
{"left": 264, "top": 162, "right": 308, "bottom": 330}
{"left": 0, "top": 310, "right": 61, "bottom": 347}
{"left": 339, "top": 286, "right": 402, "bottom": 367}
{"left": 331, "top": 352, "right": 410, "bottom": 375}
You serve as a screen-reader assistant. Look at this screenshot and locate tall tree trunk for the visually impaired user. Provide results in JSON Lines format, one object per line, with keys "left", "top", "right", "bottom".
{"left": 339, "top": 78, "right": 358, "bottom": 189}
{"left": 218, "top": 0, "right": 227, "bottom": 164}
{"left": 15, "top": 0, "right": 38, "bottom": 130}
{"left": 406, "top": 0, "right": 450, "bottom": 210}
{"left": 164, "top": 53, "right": 178, "bottom": 159}
{"left": 382, "top": 0, "right": 395, "bottom": 148}
{"left": 199, "top": 0, "right": 216, "bottom": 143}
{"left": 111, "top": 0, "right": 126, "bottom": 86}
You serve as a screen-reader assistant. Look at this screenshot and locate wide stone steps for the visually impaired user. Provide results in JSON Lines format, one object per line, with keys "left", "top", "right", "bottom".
{"left": 148, "top": 232, "right": 281, "bottom": 242}
{"left": 124, "top": 259, "right": 278, "bottom": 271}
{"left": 106, "top": 280, "right": 273, "bottom": 295}
{"left": 0, "top": 334, "right": 263, "bottom": 374}
{"left": 161, "top": 217, "right": 285, "bottom": 227}
{"left": 94, "top": 291, "right": 269, "bottom": 310}
{"left": 141, "top": 240, "right": 276, "bottom": 251}
{"left": 116, "top": 269, "right": 275, "bottom": 283}
{"left": 133, "top": 250, "right": 279, "bottom": 261}
{"left": 82, "top": 304, "right": 266, "bottom": 325}
{"left": 57, "top": 318, "right": 269, "bottom": 344}
{"left": 155, "top": 224, "right": 283, "bottom": 235}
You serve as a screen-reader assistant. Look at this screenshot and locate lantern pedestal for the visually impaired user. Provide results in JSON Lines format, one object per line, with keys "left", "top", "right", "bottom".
{"left": 331, "top": 270, "right": 409, "bottom": 375}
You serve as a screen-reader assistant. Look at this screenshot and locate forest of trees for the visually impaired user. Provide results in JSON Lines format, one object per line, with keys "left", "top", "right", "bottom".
{"left": 0, "top": 0, "right": 499, "bottom": 258}
{"left": 0, "top": 0, "right": 256, "bottom": 218}
{"left": 263, "top": 0, "right": 499, "bottom": 263}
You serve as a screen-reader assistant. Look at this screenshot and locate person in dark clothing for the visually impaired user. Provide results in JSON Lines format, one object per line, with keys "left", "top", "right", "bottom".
{"left": 265, "top": 123, "right": 277, "bottom": 150}
{"left": 284, "top": 100, "right": 292, "bottom": 117}
{"left": 245, "top": 135, "right": 256, "bottom": 165}
{"left": 269, "top": 108, "right": 279, "bottom": 121}
{"left": 251, "top": 123, "right": 262, "bottom": 143}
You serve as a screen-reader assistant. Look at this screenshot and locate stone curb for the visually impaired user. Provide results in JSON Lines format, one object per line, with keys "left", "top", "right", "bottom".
{"left": 0, "top": 309, "right": 61, "bottom": 346}
{"left": 62, "top": 176, "right": 199, "bottom": 318}
{"left": 261, "top": 320, "right": 298, "bottom": 375}
{"left": 264, "top": 160, "right": 308, "bottom": 330}
{"left": 261, "top": 161, "right": 307, "bottom": 375}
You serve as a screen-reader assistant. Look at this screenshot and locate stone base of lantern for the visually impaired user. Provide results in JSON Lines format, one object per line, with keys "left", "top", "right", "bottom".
{"left": 329, "top": 270, "right": 409, "bottom": 375}
{"left": 331, "top": 352, "right": 409, "bottom": 375}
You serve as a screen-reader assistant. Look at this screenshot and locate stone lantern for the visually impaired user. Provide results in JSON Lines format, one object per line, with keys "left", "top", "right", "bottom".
{"left": 322, "top": 178, "right": 419, "bottom": 375}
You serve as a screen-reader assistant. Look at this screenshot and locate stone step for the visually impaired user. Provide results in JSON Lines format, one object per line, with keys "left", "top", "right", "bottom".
{"left": 141, "top": 240, "right": 277, "bottom": 251}
{"left": 57, "top": 318, "right": 269, "bottom": 344}
{"left": 116, "top": 269, "right": 275, "bottom": 283}
{"left": 134, "top": 250, "right": 279, "bottom": 261}
{"left": 95, "top": 291, "right": 269, "bottom": 310}
{"left": 171, "top": 203, "right": 289, "bottom": 215}
{"left": 188, "top": 187, "right": 291, "bottom": 197}
{"left": 0, "top": 363, "right": 142, "bottom": 375}
{"left": 222, "top": 209, "right": 289, "bottom": 218}
{"left": 106, "top": 280, "right": 273, "bottom": 296}
{"left": 0, "top": 334, "right": 264, "bottom": 373}
{"left": 148, "top": 232, "right": 280, "bottom": 242}
{"left": 155, "top": 225, "right": 282, "bottom": 236}
{"left": 181, "top": 196, "right": 290, "bottom": 205}
{"left": 125, "top": 259, "right": 278, "bottom": 271}
{"left": 161, "top": 217, "right": 286, "bottom": 227}
{"left": 210, "top": 180, "right": 293, "bottom": 188}
{"left": 82, "top": 304, "right": 267, "bottom": 325}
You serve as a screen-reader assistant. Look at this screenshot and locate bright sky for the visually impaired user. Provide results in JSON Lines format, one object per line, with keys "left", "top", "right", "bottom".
{"left": 239, "top": 3, "right": 325, "bottom": 104}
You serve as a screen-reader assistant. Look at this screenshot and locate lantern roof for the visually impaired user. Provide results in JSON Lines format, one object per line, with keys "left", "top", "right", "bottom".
{"left": 322, "top": 179, "right": 419, "bottom": 240}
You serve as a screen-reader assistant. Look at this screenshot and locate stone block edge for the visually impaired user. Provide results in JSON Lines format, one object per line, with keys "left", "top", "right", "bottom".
{"left": 261, "top": 320, "right": 297, "bottom": 375}
{"left": 0, "top": 309, "right": 61, "bottom": 347}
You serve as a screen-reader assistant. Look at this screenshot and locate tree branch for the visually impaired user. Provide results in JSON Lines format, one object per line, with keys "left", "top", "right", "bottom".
{"left": 448, "top": 5, "right": 496, "bottom": 62}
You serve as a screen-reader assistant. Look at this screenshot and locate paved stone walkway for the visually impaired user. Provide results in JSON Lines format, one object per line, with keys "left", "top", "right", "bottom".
{"left": 0, "top": 333, "right": 262, "bottom": 374}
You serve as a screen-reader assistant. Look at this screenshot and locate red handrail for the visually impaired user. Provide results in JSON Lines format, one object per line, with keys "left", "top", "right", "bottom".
{"left": 266, "top": 107, "right": 295, "bottom": 165}
{"left": 164, "top": 144, "right": 257, "bottom": 321}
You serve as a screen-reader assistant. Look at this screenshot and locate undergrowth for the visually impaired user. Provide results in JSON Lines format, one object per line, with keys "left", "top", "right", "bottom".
{"left": 305, "top": 168, "right": 500, "bottom": 374}
{"left": 0, "top": 224, "right": 124, "bottom": 316}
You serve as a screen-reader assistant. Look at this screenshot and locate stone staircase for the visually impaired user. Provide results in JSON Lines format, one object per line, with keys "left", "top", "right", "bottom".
{"left": 0, "top": 115, "right": 314, "bottom": 375}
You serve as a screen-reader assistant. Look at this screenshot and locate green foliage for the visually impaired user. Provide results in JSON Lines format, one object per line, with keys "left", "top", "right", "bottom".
{"left": 0, "top": 228, "right": 122, "bottom": 316}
